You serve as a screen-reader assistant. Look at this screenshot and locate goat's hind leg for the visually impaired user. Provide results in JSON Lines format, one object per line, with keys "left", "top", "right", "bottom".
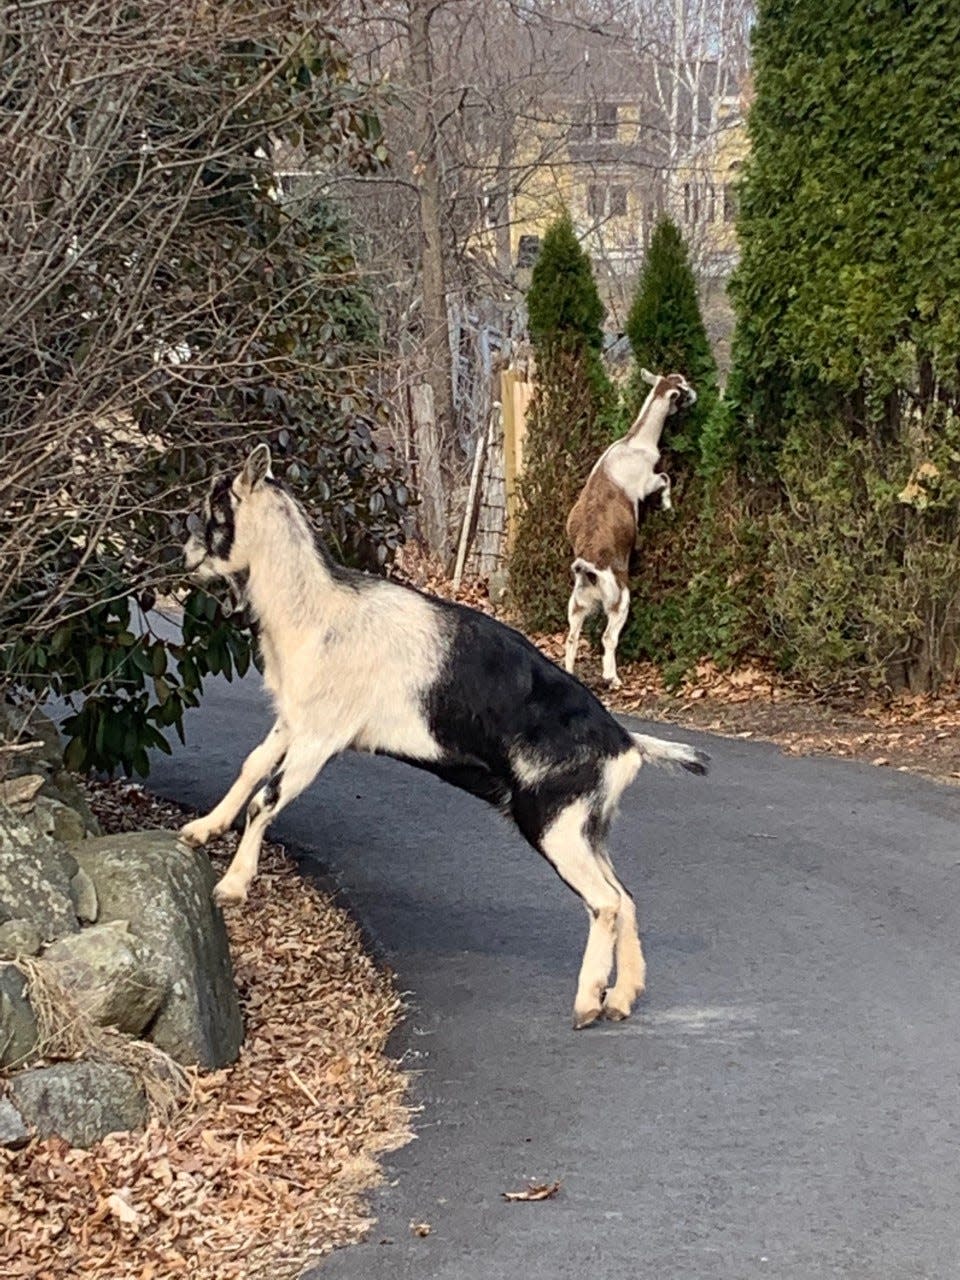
{"left": 563, "top": 583, "right": 591, "bottom": 675}
{"left": 537, "top": 800, "right": 623, "bottom": 1029}
{"left": 213, "top": 733, "right": 340, "bottom": 907}
{"left": 600, "top": 584, "right": 630, "bottom": 690}
{"left": 180, "top": 719, "right": 288, "bottom": 846}
{"left": 596, "top": 851, "right": 645, "bottom": 1021}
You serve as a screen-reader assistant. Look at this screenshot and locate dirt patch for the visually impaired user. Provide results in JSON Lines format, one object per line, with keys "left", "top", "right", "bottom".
{"left": 0, "top": 781, "right": 411, "bottom": 1280}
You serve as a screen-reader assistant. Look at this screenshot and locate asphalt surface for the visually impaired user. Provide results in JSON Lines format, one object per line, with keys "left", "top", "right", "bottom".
{"left": 147, "top": 670, "right": 960, "bottom": 1280}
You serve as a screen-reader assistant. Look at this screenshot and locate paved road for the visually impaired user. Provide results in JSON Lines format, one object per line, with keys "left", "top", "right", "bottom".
{"left": 148, "top": 672, "right": 960, "bottom": 1280}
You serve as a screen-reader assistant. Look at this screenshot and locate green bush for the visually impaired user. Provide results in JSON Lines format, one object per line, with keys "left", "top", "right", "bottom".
{"left": 768, "top": 412, "right": 960, "bottom": 690}
{"left": 695, "top": 0, "right": 960, "bottom": 690}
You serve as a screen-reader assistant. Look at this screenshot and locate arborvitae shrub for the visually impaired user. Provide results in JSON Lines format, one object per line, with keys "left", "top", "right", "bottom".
{"left": 624, "top": 217, "right": 718, "bottom": 454}
{"left": 509, "top": 213, "right": 614, "bottom": 632}
{"left": 690, "top": 0, "right": 960, "bottom": 690}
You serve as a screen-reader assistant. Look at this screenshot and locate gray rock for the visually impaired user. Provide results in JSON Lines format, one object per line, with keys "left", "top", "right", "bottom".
{"left": 0, "top": 919, "right": 42, "bottom": 959}
{"left": 72, "top": 832, "right": 243, "bottom": 1067}
{"left": 42, "top": 769, "right": 100, "bottom": 836}
{"left": 0, "top": 964, "right": 39, "bottom": 1069}
{"left": 0, "top": 703, "right": 99, "bottom": 835}
{"left": 0, "top": 774, "right": 45, "bottom": 806}
{"left": 9, "top": 1061, "right": 147, "bottom": 1146}
{"left": 44, "top": 922, "right": 166, "bottom": 1035}
{"left": 69, "top": 868, "right": 98, "bottom": 923}
{"left": 0, "top": 702, "right": 61, "bottom": 768}
{"left": 0, "top": 806, "right": 81, "bottom": 938}
{"left": 0, "top": 1096, "right": 29, "bottom": 1148}
{"left": 47, "top": 802, "right": 87, "bottom": 846}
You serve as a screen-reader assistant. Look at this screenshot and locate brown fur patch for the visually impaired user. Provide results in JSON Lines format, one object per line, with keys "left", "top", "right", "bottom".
{"left": 566, "top": 467, "right": 635, "bottom": 587}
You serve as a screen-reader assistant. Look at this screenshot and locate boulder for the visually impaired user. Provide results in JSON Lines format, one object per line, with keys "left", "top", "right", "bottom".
{"left": 44, "top": 922, "right": 166, "bottom": 1036}
{"left": 0, "top": 1096, "right": 30, "bottom": 1148}
{"left": 0, "top": 919, "right": 42, "bottom": 959}
{"left": 8, "top": 1061, "right": 148, "bottom": 1146}
{"left": 72, "top": 832, "right": 243, "bottom": 1067}
{"left": 0, "top": 808, "right": 80, "bottom": 939}
{"left": 0, "top": 964, "right": 39, "bottom": 1069}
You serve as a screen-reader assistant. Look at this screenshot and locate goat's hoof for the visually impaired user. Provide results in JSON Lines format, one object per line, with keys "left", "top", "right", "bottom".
{"left": 602, "top": 1002, "right": 631, "bottom": 1022}
{"left": 604, "top": 677, "right": 623, "bottom": 692}
{"left": 179, "top": 819, "right": 214, "bottom": 847}
{"left": 572, "top": 1007, "right": 603, "bottom": 1030}
{"left": 213, "top": 877, "right": 247, "bottom": 907}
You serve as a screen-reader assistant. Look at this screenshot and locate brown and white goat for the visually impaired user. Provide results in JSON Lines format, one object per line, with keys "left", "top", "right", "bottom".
{"left": 180, "top": 446, "right": 708, "bottom": 1029}
{"left": 564, "top": 369, "right": 696, "bottom": 689}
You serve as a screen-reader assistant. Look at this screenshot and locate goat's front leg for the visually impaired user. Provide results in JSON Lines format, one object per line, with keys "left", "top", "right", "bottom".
{"left": 212, "top": 734, "right": 340, "bottom": 907}
{"left": 180, "top": 719, "right": 288, "bottom": 847}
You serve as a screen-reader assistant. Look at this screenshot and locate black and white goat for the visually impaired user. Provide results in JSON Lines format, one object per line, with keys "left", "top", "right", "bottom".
{"left": 565, "top": 369, "right": 696, "bottom": 689}
{"left": 181, "top": 446, "right": 708, "bottom": 1028}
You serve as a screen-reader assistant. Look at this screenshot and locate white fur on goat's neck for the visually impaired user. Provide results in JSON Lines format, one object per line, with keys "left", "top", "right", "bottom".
{"left": 593, "top": 386, "right": 672, "bottom": 499}
{"left": 241, "top": 484, "right": 441, "bottom": 759}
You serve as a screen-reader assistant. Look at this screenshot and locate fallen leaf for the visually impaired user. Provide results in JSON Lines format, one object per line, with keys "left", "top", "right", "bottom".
{"left": 410, "top": 1221, "right": 432, "bottom": 1237}
{"left": 105, "top": 1192, "right": 141, "bottom": 1228}
{"left": 502, "top": 1180, "right": 562, "bottom": 1202}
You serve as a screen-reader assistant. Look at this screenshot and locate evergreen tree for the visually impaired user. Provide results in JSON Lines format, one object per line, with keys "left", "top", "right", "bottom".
{"left": 509, "top": 212, "right": 614, "bottom": 631}
{"left": 708, "top": 0, "right": 960, "bottom": 689}
{"left": 625, "top": 217, "right": 717, "bottom": 452}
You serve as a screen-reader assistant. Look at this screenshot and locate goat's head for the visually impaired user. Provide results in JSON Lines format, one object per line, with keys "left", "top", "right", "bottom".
{"left": 640, "top": 368, "right": 697, "bottom": 414}
{"left": 183, "top": 444, "right": 274, "bottom": 583}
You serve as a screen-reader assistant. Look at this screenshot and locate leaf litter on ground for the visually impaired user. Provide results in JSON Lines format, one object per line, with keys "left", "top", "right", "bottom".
{"left": 0, "top": 781, "right": 412, "bottom": 1280}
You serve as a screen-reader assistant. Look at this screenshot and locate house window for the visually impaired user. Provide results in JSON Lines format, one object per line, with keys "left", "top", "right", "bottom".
{"left": 608, "top": 185, "right": 627, "bottom": 217}
{"left": 587, "top": 183, "right": 628, "bottom": 221}
{"left": 516, "top": 234, "right": 541, "bottom": 268}
{"left": 570, "top": 102, "right": 619, "bottom": 144}
{"left": 596, "top": 102, "right": 618, "bottom": 141}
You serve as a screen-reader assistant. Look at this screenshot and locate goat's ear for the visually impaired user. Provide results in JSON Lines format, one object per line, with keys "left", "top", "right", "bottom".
{"left": 640, "top": 368, "right": 658, "bottom": 387}
{"left": 238, "top": 444, "right": 272, "bottom": 494}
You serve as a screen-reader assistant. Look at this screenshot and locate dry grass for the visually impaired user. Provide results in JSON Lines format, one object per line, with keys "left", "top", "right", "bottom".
{"left": 0, "top": 781, "right": 412, "bottom": 1280}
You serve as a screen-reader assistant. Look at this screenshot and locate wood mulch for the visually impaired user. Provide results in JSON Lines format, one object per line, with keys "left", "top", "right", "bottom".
{"left": 0, "top": 782, "right": 412, "bottom": 1280}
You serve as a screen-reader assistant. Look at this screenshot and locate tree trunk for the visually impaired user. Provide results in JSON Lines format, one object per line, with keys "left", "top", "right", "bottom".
{"left": 408, "top": 0, "right": 454, "bottom": 557}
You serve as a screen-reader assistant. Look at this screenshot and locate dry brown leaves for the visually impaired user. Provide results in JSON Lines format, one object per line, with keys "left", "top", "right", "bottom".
{"left": 0, "top": 782, "right": 411, "bottom": 1280}
{"left": 501, "top": 1180, "right": 562, "bottom": 1203}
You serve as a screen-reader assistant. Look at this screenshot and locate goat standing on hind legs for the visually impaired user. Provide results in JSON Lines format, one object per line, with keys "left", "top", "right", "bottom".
{"left": 180, "top": 444, "right": 708, "bottom": 1029}
{"left": 564, "top": 369, "right": 697, "bottom": 690}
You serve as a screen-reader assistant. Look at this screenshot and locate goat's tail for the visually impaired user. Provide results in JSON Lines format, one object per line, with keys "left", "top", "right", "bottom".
{"left": 631, "top": 732, "right": 709, "bottom": 776}
{"left": 571, "top": 557, "right": 599, "bottom": 587}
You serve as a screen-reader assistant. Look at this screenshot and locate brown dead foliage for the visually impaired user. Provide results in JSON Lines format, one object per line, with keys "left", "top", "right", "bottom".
{"left": 501, "top": 1180, "right": 562, "bottom": 1202}
{"left": 395, "top": 556, "right": 960, "bottom": 784}
{"left": 0, "top": 782, "right": 411, "bottom": 1280}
